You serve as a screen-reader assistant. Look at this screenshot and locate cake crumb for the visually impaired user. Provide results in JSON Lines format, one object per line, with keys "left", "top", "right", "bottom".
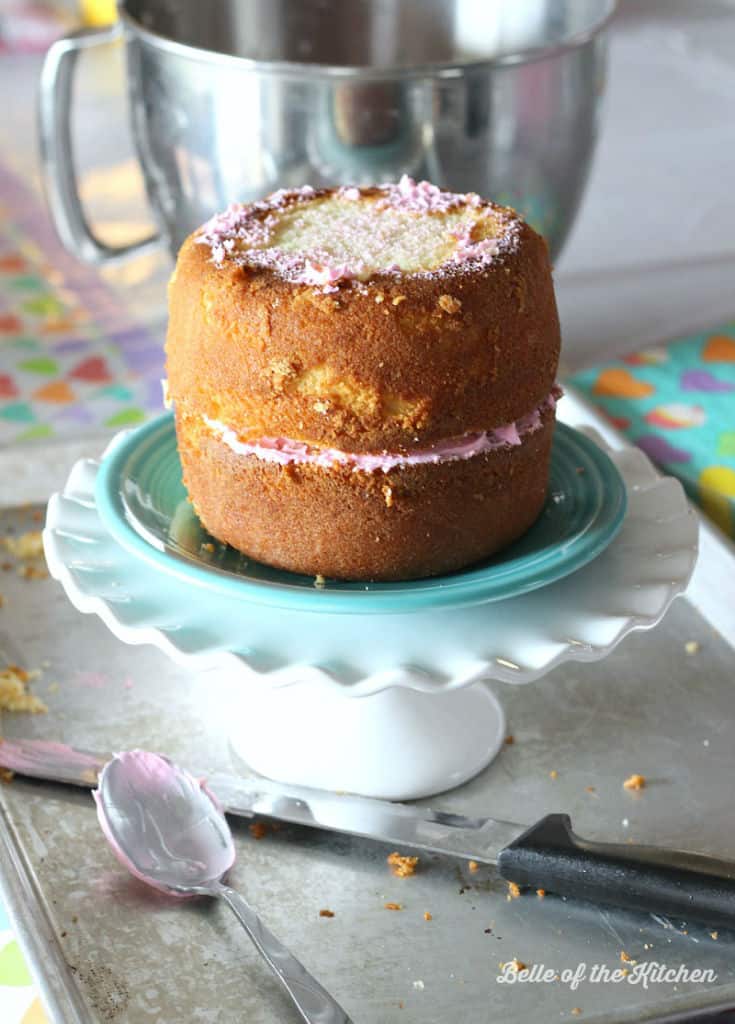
{"left": 392, "top": 295, "right": 407, "bottom": 306}
{"left": 384, "top": 902, "right": 403, "bottom": 911}
{"left": 620, "top": 951, "right": 636, "bottom": 964}
{"left": 507, "top": 881, "right": 521, "bottom": 900}
{"left": 585, "top": 785, "right": 596, "bottom": 793}
{"left": 536, "top": 889, "right": 546, "bottom": 899}
{"left": 549, "top": 769, "right": 558, "bottom": 780}
{"left": 0, "top": 665, "right": 47, "bottom": 714}
{"left": 710, "top": 931, "right": 718, "bottom": 940}
{"left": 685, "top": 641, "right": 700, "bottom": 655}
{"left": 249, "top": 821, "right": 269, "bottom": 840}
{"left": 3, "top": 531, "right": 43, "bottom": 560}
{"left": 319, "top": 909, "right": 335, "bottom": 918}
{"left": 508, "top": 958, "right": 527, "bottom": 973}
{"left": 374, "top": 292, "right": 385, "bottom": 304}
{"left": 387, "top": 852, "right": 418, "bottom": 877}
{"left": 571, "top": 1009, "right": 582, "bottom": 1016}
{"left": 623, "top": 773, "right": 645, "bottom": 791}
{"left": 313, "top": 399, "right": 330, "bottom": 414}
{"left": 382, "top": 484, "right": 394, "bottom": 508}
{"left": 314, "top": 574, "right": 326, "bottom": 589}
{"left": 468, "top": 860, "right": 479, "bottom": 873}
{"left": 423, "top": 911, "right": 432, "bottom": 921}
{"left": 201, "top": 542, "right": 215, "bottom": 553}
{"left": 504, "top": 734, "right": 514, "bottom": 745}
{"left": 0, "top": 766, "right": 14, "bottom": 784}
{"left": 19, "top": 565, "right": 48, "bottom": 580}
{"left": 438, "top": 294, "right": 462, "bottom": 314}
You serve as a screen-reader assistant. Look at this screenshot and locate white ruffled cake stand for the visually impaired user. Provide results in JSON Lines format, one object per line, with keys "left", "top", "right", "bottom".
{"left": 43, "top": 421, "right": 697, "bottom": 800}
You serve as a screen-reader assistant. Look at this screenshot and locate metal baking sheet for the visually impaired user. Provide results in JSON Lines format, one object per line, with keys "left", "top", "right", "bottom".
{"left": 2, "top": 404, "right": 735, "bottom": 1024}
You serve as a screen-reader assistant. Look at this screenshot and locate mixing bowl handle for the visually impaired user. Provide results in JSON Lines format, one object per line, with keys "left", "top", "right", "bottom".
{"left": 39, "top": 25, "right": 160, "bottom": 266}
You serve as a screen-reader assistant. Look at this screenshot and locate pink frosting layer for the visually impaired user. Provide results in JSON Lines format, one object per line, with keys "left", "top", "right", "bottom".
{"left": 195, "top": 177, "right": 518, "bottom": 288}
{"left": 204, "top": 386, "right": 562, "bottom": 475}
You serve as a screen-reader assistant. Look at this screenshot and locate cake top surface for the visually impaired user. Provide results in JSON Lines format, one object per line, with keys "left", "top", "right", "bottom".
{"left": 195, "top": 177, "right": 521, "bottom": 289}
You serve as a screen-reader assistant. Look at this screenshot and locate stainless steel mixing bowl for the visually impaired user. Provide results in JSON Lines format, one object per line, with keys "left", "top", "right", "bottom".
{"left": 39, "top": 0, "right": 615, "bottom": 265}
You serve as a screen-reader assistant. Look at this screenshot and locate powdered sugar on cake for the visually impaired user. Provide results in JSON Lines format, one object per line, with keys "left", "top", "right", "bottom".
{"left": 204, "top": 387, "right": 561, "bottom": 474}
{"left": 196, "top": 178, "right": 520, "bottom": 287}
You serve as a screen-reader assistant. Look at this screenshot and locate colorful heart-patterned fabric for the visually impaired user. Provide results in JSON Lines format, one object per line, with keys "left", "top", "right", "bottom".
{"left": 0, "top": 902, "right": 47, "bottom": 1023}
{"left": 0, "top": 162, "right": 164, "bottom": 446}
{"left": 572, "top": 325, "right": 735, "bottom": 537}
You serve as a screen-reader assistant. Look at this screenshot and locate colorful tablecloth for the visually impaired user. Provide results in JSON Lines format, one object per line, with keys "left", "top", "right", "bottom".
{"left": 0, "top": 162, "right": 164, "bottom": 446}
{"left": 0, "top": 903, "right": 45, "bottom": 1023}
{"left": 571, "top": 325, "right": 735, "bottom": 538}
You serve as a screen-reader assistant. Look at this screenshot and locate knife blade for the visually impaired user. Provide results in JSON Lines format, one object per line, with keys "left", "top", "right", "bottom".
{"left": 3, "top": 738, "right": 735, "bottom": 928}
{"left": 0, "top": 737, "right": 521, "bottom": 860}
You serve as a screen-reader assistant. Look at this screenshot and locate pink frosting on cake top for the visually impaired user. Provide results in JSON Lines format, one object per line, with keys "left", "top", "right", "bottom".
{"left": 195, "top": 178, "right": 518, "bottom": 288}
{"left": 204, "top": 386, "right": 562, "bottom": 475}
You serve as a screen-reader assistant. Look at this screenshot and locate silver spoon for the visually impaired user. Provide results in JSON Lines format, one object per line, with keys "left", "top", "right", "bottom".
{"left": 94, "top": 749, "right": 352, "bottom": 1024}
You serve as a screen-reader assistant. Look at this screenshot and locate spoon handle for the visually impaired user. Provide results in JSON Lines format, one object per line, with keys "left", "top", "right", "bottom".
{"left": 216, "top": 883, "right": 353, "bottom": 1024}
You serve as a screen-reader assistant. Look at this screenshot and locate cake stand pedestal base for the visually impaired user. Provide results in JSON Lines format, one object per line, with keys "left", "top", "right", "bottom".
{"left": 228, "top": 679, "right": 506, "bottom": 800}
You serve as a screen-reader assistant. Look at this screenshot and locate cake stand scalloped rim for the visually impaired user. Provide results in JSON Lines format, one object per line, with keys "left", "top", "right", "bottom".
{"left": 43, "top": 428, "right": 699, "bottom": 698}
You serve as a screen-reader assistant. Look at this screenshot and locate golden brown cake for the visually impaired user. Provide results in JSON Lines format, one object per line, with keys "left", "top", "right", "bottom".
{"left": 166, "top": 178, "right": 561, "bottom": 581}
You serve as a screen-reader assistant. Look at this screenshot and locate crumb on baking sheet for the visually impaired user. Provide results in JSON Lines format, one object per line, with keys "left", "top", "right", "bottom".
{"left": 505, "top": 958, "right": 527, "bottom": 973}
{"left": 314, "top": 574, "right": 326, "bottom": 589}
{"left": 319, "top": 909, "right": 335, "bottom": 918}
{"left": 571, "top": 1009, "right": 582, "bottom": 1016}
{"left": 623, "top": 773, "right": 645, "bottom": 791}
{"left": 384, "top": 902, "right": 403, "bottom": 911}
{"left": 0, "top": 766, "right": 14, "bottom": 783}
{"left": 549, "top": 769, "right": 558, "bottom": 780}
{"left": 585, "top": 785, "right": 596, "bottom": 793}
{"left": 504, "top": 734, "right": 514, "bottom": 745}
{"left": 507, "top": 881, "right": 521, "bottom": 900}
{"left": 685, "top": 640, "right": 700, "bottom": 655}
{"left": 3, "top": 530, "right": 44, "bottom": 560}
{"left": 18, "top": 564, "right": 48, "bottom": 580}
{"left": 711, "top": 931, "right": 718, "bottom": 940}
{"left": 0, "top": 665, "right": 47, "bottom": 713}
{"left": 468, "top": 860, "right": 479, "bottom": 873}
{"left": 620, "top": 950, "right": 636, "bottom": 964}
{"left": 536, "top": 889, "right": 546, "bottom": 899}
{"left": 387, "top": 852, "right": 418, "bottom": 877}
{"left": 423, "top": 911, "right": 432, "bottom": 921}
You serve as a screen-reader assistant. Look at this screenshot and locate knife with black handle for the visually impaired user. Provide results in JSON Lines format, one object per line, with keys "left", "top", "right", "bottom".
{"left": 2, "top": 738, "right": 734, "bottom": 928}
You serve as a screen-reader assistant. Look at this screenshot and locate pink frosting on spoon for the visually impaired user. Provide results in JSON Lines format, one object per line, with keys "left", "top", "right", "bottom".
{"left": 94, "top": 750, "right": 233, "bottom": 896}
{"left": 204, "top": 386, "right": 562, "bottom": 474}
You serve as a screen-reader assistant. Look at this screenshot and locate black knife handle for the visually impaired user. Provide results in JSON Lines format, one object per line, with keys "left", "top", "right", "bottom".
{"left": 497, "top": 813, "right": 735, "bottom": 929}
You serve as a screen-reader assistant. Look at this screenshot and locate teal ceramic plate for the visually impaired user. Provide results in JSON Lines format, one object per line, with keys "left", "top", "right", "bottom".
{"left": 94, "top": 413, "right": 626, "bottom": 614}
